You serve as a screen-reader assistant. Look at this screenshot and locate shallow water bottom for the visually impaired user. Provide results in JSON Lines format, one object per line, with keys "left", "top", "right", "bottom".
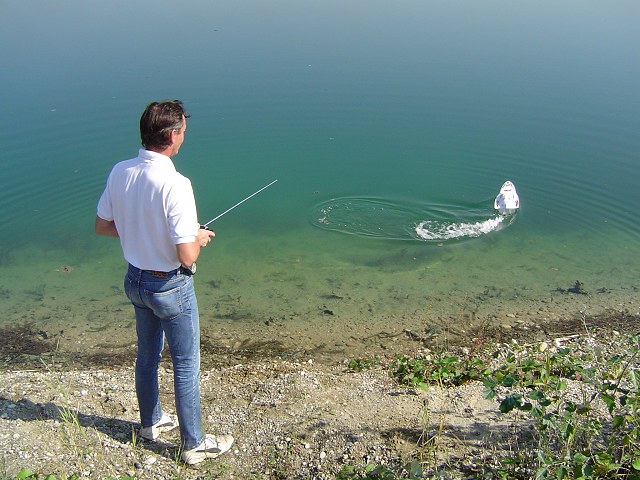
{"left": 1, "top": 226, "right": 639, "bottom": 367}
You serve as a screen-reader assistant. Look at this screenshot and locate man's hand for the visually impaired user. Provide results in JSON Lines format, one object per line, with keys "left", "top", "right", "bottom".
{"left": 177, "top": 226, "right": 215, "bottom": 267}
{"left": 198, "top": 227, "right": 215, "bottom": 247}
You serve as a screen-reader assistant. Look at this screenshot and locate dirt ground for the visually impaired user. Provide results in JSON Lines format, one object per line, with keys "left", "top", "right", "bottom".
{"left": 0, "top": 312, "right": 638, "bottom": 479}
{"left": 0, "top": 358, "right": 513, "bottom": 479}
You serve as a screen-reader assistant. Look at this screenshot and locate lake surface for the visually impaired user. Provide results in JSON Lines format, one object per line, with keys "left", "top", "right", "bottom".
{"left": 1, "top": 1, "right": 639, "bottom": 363}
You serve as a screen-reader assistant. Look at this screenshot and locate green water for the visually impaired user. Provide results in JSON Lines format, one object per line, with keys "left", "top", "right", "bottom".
{"left": 1, "top": 1, "right": 639, "bottom": 362}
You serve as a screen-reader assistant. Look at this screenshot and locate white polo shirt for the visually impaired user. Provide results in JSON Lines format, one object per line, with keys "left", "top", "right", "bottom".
{"left": 97, "top": 149, "right": 198, "bottom": 272}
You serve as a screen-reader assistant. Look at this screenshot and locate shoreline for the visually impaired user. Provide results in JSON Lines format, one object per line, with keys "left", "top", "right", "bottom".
{"left": 2, "top": 293, "right": 638, "bottom": 371}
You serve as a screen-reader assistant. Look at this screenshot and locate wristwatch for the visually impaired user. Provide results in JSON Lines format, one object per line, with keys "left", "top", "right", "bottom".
{"left": 182, "top": 263, "right": 196, "bottom": 275}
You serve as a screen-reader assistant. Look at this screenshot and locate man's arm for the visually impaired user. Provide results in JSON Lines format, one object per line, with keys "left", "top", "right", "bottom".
{"left": 176, "top": 227, "right": 215, "bottom": 267}
{"left": 95, "top": 216, "right": 119, "bottom": 237}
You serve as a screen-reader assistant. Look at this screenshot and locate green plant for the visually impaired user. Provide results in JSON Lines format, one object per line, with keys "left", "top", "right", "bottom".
{"left": 12, "top": 472, "right": 135, "bottom": 480}
{"left": 347, "top": 357, "right": 380, "bottom": 372}
{"left": 1, "top": 457, "right": 8, "bottom": 480}
{"left": 391, "top": 353, "right": 488, "bottom": 389}
{"left": 482, "top": 335, "right": 640, "bottom": 479}
{"left": 383, "top": 331, "right": 640, "bottom": 479}
{"left": 337, "top": 461, "right": 424, "bottom": 479}
{"left": 416, "top": 398, "right": 446, "bottom": 463}
{"left": 14, "top": 470, "right": 80, "bottom": 480}
{"left": 33, "top": 359, "right": 118, "bottom": 477}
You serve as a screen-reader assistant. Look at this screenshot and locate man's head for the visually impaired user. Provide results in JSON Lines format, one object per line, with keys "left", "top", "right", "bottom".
{"left": 140, "top": 100, "right": 190, "bottom": 155}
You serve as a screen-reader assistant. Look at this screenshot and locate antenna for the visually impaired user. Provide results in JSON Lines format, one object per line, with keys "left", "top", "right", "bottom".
{"left": 201, "top": 179, "right": 278, "bottom": 227}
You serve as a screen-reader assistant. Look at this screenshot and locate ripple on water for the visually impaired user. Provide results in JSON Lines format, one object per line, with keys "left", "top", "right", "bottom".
{"left": 310, "top": 196, "right": 517, "bottom": 243}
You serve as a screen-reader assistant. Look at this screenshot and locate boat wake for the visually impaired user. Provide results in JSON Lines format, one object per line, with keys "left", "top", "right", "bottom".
{"left": 415, "top": 216, "right": 506, "bottom": 241}
{"left": 311, "top": 196, "right": 516, "bottom": 243}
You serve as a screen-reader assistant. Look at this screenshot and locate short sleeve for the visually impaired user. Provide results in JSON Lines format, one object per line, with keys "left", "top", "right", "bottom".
{"left": 96, "top": 174, "right": 114, "bottom": 221}
{"left": 166, "top": 175, "right": 198, "bottom": 244}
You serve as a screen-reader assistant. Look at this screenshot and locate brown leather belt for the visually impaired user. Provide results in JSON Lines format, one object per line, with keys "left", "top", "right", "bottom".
{"left": 148, "top": 270, "right": 169, "bottom": 278}
{"left": 145, "top": 266, "right": 193, "bottom": 277}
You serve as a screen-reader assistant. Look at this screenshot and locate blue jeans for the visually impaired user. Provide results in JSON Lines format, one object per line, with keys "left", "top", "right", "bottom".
{"left": 124, "top": 264, "right": 203, "bottom": 450}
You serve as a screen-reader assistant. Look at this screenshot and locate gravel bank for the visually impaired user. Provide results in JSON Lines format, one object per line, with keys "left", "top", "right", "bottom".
{"left": 0, "top": 356, "right": 511, "bottom": 479}
{"left": 2, "top": 311, "right": 638, "bottom": 479}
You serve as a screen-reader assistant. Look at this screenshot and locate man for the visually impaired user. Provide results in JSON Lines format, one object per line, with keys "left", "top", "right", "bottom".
{"left": 95, "top": 100, "right": 234, "bottom": 465}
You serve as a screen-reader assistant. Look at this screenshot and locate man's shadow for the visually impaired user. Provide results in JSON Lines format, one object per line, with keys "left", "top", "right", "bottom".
{"left": 0, "top": 396, "right": 178, "bottom": 460}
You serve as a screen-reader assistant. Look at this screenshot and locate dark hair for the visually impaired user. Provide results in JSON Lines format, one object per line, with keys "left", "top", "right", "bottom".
{"left": 139, "top": 100, "right": 191, "bottom": 150}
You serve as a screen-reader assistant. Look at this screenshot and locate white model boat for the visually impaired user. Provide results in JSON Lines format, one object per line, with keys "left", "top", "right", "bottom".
{"left": 494, "top": 181, "right": 519, "bottom": 215}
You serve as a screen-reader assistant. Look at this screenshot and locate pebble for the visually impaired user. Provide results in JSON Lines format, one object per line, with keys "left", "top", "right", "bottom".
{"left": 1, "top": 328, "right": 631, "bottom": 479}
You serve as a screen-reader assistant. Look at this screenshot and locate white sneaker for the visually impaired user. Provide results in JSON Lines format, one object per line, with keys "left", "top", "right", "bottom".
{"left": 181, "top": 434, "right": 235, "bottom": 465}
{"left": 139, "top": 412, "right": 178, "bottom": 441}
